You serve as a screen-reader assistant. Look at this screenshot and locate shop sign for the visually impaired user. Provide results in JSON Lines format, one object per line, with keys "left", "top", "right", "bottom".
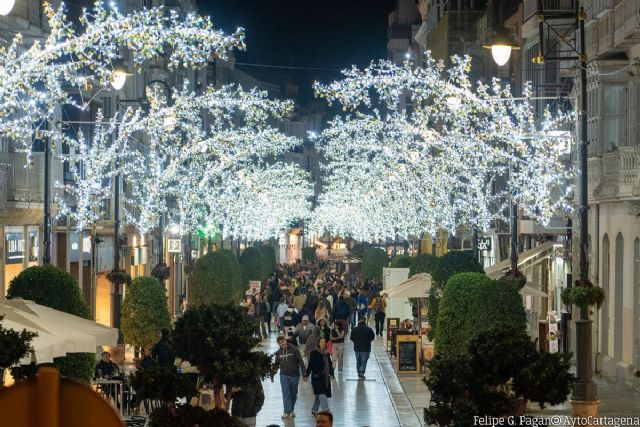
{"left": 5, "top": 233, "right": 25, "bottom": 264}
{"left": 477, "top": 237, "right": 492, "bottom": 252}
{"left": 167, "top": 238, "right": 182, "bottom": 253}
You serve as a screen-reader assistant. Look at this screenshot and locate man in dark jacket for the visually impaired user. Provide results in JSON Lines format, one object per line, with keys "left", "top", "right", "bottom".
{"left": 230, "top": 380, "right": 265, "bottom": 427}
{"left": 151, "top": 328, "right": 175, "bottom": 368}
{"left": 350, "top": 318, "right": 375, "bottom": 379}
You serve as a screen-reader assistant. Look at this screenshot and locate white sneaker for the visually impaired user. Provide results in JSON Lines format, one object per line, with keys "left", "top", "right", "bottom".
{"left": 290, "top": 411, "right": 296, "bottom": 418}
{"left": 282, "top": 413, "right": 289, "bottom": 419}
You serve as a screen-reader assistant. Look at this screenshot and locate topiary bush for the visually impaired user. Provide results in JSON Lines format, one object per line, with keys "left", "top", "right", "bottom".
{"left": 121, "top": 276, "right": 171, "bottom": 349}
{"left": 259, "top": 244, "right": 276, "bottom": 280}
{"left": 425, "top": 252, "right": 484, "bottom": 341}
{"left": 434, "top": 273, "right": 526, "bottom": 357}
{"left": 390, "top": 254, "right": 412, "bottom": 268}
{"left": 172, "top": 304, "right": 276, "bottom": 385}
{"left": 239, "top": 247, "right": 264, "bottom": 282}
{"left": 430, "top": 251, "right": 483, "bottom": 287}
{"left": 410, "top": 253, "right": 438, "bottom": 276}
{"left": 7, "top": 265, "right": 94, "bottom": 382}
{"left": 425, "top": 326, "right": 575, "bottom": 426}
{"left": 190, "top": 250, "right": 246, "bottom": 306}
{"left": 150, "top": 406, "right": 245, "bottom": 427}
{"left": 361, "top": 248, "right": 388, "bottom": 282}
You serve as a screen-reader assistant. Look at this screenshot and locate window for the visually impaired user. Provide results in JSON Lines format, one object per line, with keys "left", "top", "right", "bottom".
{"left": 602, "top": 84, "right": 625, "bottom": 152}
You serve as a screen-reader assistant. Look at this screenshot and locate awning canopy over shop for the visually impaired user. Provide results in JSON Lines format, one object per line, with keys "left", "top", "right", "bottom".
{"left": 520, "top": 283, "right": 548, "bottom": 298}
{"left": 386, "top": 273, "right": 432, "bottom": 299}
{"left": 484, "top": 240, "right": 560, "bottom": 280}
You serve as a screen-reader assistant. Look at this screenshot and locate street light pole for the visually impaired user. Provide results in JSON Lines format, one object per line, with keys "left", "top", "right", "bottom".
{"left": 573, "top": 4, "right": 597, "bottom": 408}
{"left": 43, "top": 131, "right": 52, "bottom": 264}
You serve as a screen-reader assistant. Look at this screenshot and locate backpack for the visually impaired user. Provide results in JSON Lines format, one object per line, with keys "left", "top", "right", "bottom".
{"left": 374, "top": 298, "right": 383, "bottom": 313}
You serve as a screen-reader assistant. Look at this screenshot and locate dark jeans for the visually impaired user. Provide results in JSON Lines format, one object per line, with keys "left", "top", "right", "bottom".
{"left": 374, "top": 312, "right": 386, "bottom": 336}
{"left": 355, "top": 351, "right": 370, "bottom": 376}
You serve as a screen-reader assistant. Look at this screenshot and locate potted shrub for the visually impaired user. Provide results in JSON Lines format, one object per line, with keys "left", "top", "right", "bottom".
{"left": 425, "top": 326, "right": 575, "bottom": 426}
{"left": 121, "top": 276, "right": 171, "bottom": 358}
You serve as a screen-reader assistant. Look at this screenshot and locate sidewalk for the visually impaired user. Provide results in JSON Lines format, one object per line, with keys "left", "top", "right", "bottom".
{"left": 373, "top": 338, "right": 640, "bottom": 425}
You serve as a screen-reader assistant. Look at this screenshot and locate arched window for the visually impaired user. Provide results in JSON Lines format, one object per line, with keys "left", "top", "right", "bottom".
{"left": 614, "top": 233, "right": 624, "bottom": 360}
{"left": 601, "top": 234, "right": 610, "bottom": 357}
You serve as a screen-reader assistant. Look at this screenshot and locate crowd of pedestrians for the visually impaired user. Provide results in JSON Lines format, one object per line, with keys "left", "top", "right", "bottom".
{"left": 240, "top": 260, "right": 387, "bottom": 424}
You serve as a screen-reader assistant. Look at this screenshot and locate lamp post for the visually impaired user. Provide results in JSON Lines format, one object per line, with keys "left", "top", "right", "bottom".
{"left": 109, "top": 65, "right": 176, "bottom": 334}
{"left": 485, "top": 1, "right": 598, "bottom": 415}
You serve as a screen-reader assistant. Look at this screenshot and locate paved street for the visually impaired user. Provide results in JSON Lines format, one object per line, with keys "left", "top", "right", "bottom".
{"left": 257, "top": 329, "right": 425, "bottom": 427}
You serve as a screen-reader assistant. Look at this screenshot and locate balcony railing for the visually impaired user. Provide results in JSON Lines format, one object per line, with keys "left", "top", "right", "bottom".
{"left": 585, "top": 0, "right": 614, "bottom": 19}
{"left": 524, "top": 0, "right": 577, "bottom": 21}
{"left": 614, "top": 0, "right": 640, "bottom": 48}
{"left": 589, "top": 146, "right": 640, "bottom": 201}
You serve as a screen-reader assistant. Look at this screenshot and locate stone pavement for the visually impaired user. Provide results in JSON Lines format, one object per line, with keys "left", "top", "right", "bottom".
{"left": 256, "top": 331, "right": 424, "bottom": 427}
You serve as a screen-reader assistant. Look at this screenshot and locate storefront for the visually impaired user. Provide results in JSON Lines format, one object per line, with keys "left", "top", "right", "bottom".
{"left": 3, "top": 225, "right": 39, "bottom": 295}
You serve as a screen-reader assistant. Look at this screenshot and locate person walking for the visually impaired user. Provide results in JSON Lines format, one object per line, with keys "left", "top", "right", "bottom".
{"left": 151, "top": 328, "right": 175, "bottom": 369}
{"left": 276, "top": 298, "right": 289, "bottom": 333}
{"left": 369, "top": 293, "right": 387, "bottom": 337}
{"left": 350, "top": 318, "right": 375, "bottom": 379}
{"left": 254, "top": 294, "right": 268, "bottom": 339}
{"left": 330, "top": 322, "right": 346, "bottom": 373}
{"left": 293, "top": 315, "right": 314, "bottom": 355}
{"left": 230, "top": 380, "right": 265, "bottom": 427}
{"left": 306, "top": 337, "right": 333, "bottom": 416}
{"left": 356, "top": 288, "right": 369, "bottom": 323}
{"left": 332, "top": 294, "right": 351, "bottom": 333}
{"left": 274, "top": 335, "right": 307, "bottom": 419}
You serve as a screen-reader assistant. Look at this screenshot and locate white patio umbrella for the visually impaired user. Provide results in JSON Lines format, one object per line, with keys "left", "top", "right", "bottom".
{"left": 3, "top": 299, "right": 117, "bottom": 347}
{"left": 0, "top": 303, "right": 98, "bottom": 354}
{"left": 0, "top": 312, "right": 67, "bottom": 364}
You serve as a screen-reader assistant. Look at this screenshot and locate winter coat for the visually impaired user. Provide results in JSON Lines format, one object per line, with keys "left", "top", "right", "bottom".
{"left": 350, "top": 323, "right": 375, "bottom": 353}
{"left": 306, "top": 349, "right": 333, "bottom": 397}
{"left": 151, "top": 338, "right": 175, "bottom": 368}
{"left": 332, "top": 298, "right": 350, "bottom": 320}
{"left": 294, "top": 322, "right": 314, "bottom": 344}
{"left": 304, "top": 325, "right": 322, "bottom": 357}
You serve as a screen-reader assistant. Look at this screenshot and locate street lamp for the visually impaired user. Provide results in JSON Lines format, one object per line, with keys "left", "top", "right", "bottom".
{"left": 488, "top": 1, "right": 598, "bottom": 416}
{"left": 483, "top": 26, "right": 520, "bottom": 67}
{"left": 110, "top": 63, "right": 132, "bottom": 90}
{"left": 0, "top": 0, "right": 15, "bottom": 16}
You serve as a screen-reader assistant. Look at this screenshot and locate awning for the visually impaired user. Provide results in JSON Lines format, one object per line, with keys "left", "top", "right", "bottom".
{"left": 484, "top": 241, "right": 560, "bottom": 279}
{"left": 4, "top": 299, "right": 118, "bottom": 347}
{"left": 520, "top": 282, "right": 548, "bottom": 298}
{"left": 386, "top": 273, "right": 432, "bottom": 299}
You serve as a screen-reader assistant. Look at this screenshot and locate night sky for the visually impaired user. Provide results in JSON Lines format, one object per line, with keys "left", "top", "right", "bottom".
{"left": 196, "top": 0, "right": 395, "bottom": 103}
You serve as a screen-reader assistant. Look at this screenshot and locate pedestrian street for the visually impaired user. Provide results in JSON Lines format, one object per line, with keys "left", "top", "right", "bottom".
{"left": 257, "top": 331, "right": 425, "bottom": 427}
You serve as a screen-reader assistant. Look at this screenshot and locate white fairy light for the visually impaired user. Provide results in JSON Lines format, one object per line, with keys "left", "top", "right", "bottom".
{"left": 310, "top": 55, "right": 573, "bottom": 241}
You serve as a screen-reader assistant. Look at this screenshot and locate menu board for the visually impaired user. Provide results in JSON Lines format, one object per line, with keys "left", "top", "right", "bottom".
{"left": 398, "top": 339, "right": 418, "bottom": 372}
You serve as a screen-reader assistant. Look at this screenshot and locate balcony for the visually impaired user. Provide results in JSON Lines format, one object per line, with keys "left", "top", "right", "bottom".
{"left": 590, "top": 146, "right": 640, "bottom": 202}
{"left": 524, "top": 0, "right": 577, "bottom": 22}
{"left": 614, "top": 0, "right": 640, "bottom": 48}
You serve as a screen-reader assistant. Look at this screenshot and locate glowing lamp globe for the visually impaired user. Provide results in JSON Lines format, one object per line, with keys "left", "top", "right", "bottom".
{"left": 110, "top": 64, "right": 132, "bottom": 90}
{"left": 483, "top": 26, "right": 520, "bottom": 67}
{"left": 0, "top": 0, "right": 15, "bottom": 15}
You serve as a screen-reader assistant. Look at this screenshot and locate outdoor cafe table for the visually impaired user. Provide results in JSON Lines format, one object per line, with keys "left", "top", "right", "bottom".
{"left": 93, "top": 378, "right": 125, "bottom": 416}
